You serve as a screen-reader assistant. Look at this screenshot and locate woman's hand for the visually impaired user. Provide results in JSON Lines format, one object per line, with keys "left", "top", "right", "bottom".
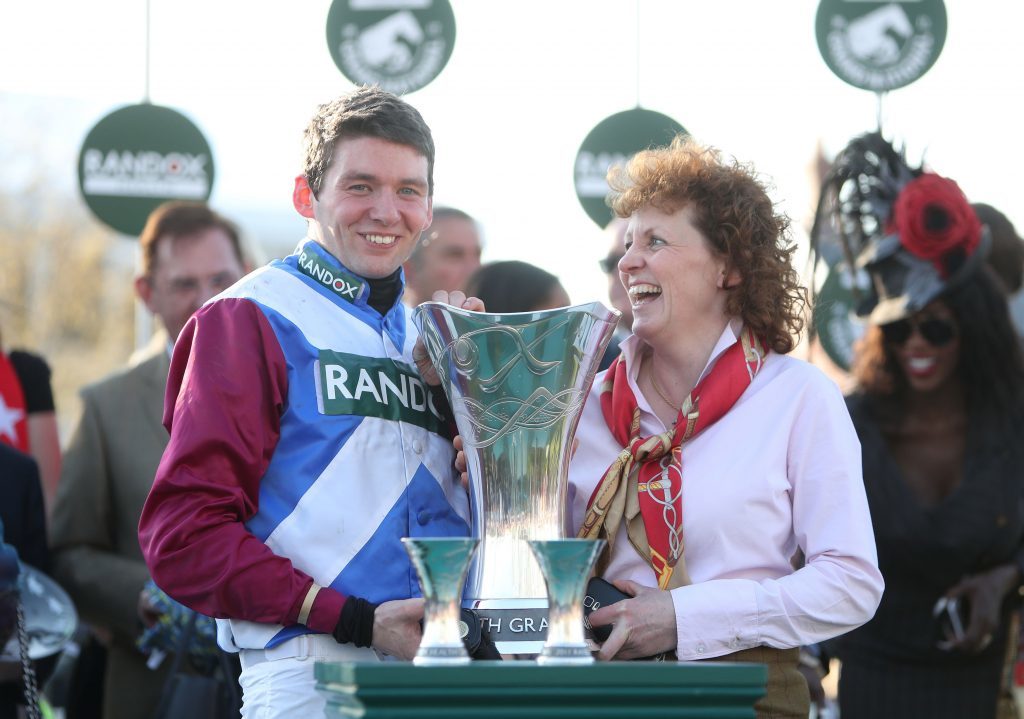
{"left": 412, "top": 291, "right": 485, "bottom": 385}
{"left": 587, "top": 579, "right": 677, "bottom": 660}
{"left": 943, "top": 563, "right": 1021, "bottom": 653}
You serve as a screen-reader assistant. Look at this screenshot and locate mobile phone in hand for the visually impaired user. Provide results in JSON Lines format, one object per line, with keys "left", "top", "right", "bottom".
{"left": 933, "top": 596, "right": 968, "bottom": 647}
{"left": 583, "top": 577, "right": 630, "bottom": 642}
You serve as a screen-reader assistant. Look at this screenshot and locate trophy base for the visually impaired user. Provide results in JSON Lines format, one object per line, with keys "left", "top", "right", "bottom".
{"left": 413, "top": 644, "right": 471, "bottom": 666}
{"left": 537, "top": 643, "right": 594, "bottom": 665}
{"left": 465, "top": 598, "right": 549, "bottom": 656}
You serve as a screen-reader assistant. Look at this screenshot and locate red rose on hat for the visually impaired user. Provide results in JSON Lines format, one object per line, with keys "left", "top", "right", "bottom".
{"left": 889, "top": 173, "right": 981, "bottom": 274}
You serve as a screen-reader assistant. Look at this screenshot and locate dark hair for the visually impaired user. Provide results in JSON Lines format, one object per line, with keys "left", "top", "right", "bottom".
{"left": 139, "top": 201, "right": 243, "bottom": 277}
{"left": 408, "top": 206, "right": 476, "bottom": 268}
{"left": 973, "top": 203, "right": 1024, "bottom": 294}
{"left": 607, "top": 135, "right": 806, "bottom": 354}
{"left": 464, "top": 261, "right": 564, "bottom": 313}
{"left": 301, "top": 86, "right": 435, "bottom": 198}
{"left": 853, "top": 266, "right": 1024, "bottom": 423}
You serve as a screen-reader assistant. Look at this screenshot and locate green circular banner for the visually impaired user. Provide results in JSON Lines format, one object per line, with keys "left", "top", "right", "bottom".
{"left": 815, "top": 0, "right": 947, "bottom": 92}
{"left": 78, "top": 104, "right": 214, "bottom": 237}
{"left": 813, "top": 264, "right": 869, "bottom": 371}
{"left": 326, "top": 0, "right": 456, "bottom": 95}
{"left": 574, "top": 109, "right": 687, "bottom": 228}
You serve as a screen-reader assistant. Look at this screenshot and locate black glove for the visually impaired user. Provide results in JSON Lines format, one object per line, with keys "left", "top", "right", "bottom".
{"left": 416, "top": 608, "right": 502, "bottom": 660}
{"left": 460, "top": 608, "right": 501, "bottom": 660}
{"left": 332, "top": 596, "right": 378, "bottom": 648}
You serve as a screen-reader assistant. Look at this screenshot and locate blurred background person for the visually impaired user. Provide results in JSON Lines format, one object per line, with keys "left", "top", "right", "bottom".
{"left": 403, "top": 206, "right": 482, "bottom": 306}
{"left": 464, "top": 259, "right": 569, "bottom": 313}
{"left": 814, "top": 133, "right": 1024, "bottom": 719}
{"left": 598, "top": 216, "right": 633, "bottom": 370}
{"left": 0, "top": 327, "right": 61, "bottom": 513}
{"left": 974, "top": 202, "right": 1024, "bottom": 339}
{"left": 48, "top": 201, "right": 247, "bottom": 719}
{"left": 572, "top": 136, "right": 882, "bottom": 719}
{"left": 0, "top": 447, "right": 53, "bottom": 718}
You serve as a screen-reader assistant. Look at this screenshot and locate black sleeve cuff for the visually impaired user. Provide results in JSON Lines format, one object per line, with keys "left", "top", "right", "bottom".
{"left": 333, "top": 596, "right": 379, "bottom": 648}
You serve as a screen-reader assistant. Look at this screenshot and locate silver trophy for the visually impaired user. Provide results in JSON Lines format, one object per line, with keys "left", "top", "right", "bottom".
{"left": 402, "top": 537, "right": 480, "bottom": 666}
{"left": 528, "top": 539, "right": 605, "bottom": 664}
{"left": 413, "top": 301, "right": 617, "bottom": 654}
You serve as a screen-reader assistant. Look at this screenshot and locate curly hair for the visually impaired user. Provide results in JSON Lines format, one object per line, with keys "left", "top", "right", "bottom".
{"left": 606, "top": 135, "right": 806, "bottom": 354}
{"left": 853, "top": 266, "right": 1024, "bottom": 424}
{"left": 301, "top": 86, "right": 435, "bottom": 199}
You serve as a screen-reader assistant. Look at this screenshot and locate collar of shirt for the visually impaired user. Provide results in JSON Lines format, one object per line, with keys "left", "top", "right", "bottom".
{"left": 617, "top": 318, "right": 743, "bottom": 427}
{"left": 287, "top": 238, "right": 408, "bottom": 347}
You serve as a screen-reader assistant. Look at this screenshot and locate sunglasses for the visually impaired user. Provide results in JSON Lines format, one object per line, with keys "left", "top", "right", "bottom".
{"left": 598, "top": 254, "right": 623, "bottom": 274}
{"left": 881, "top": 316, "right": 957, "bottom": 347}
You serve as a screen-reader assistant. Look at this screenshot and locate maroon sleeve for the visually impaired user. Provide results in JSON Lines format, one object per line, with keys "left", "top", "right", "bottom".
{"left": 138, "top": 298, "right": 346, "bottom": 634}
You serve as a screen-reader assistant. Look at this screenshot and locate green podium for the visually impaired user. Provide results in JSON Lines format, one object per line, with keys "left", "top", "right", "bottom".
{"left": 315, "top": 661, "right": 766, "bottom": 718}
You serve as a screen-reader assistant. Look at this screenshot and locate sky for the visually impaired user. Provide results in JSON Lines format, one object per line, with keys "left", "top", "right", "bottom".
{"left": 2, "top": 0, "right": 1022, "bottom": 308}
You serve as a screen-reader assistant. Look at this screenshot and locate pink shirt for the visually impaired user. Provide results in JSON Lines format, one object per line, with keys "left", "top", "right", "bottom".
{"left": 570, "top": 322, "right": 883, "bottom": 660}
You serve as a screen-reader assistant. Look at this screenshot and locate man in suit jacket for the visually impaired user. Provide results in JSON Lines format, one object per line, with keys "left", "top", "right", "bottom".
{"left": 49, "top": 202, "right": 247, "bottom": 719}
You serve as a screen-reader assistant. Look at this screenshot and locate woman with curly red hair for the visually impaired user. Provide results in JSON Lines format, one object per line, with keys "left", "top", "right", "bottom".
{"left": 571, "top": 135, "right": 883, "bottom": 718}
{"left": 815, "top": 133, "right": 1024, "bottom": 718}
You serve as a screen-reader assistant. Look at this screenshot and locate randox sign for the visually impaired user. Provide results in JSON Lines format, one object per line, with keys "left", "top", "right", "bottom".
{"left": 78, "top": 104, "right": 215, "bottom": 237}
{"left": 815, "top": 0, "right": 947, "bottom": 92}
{"left": 326, "top": 0, "right": 456, "bottom": 95}
{"left": 574, "top": 108, "right": 687, "bottom": 228}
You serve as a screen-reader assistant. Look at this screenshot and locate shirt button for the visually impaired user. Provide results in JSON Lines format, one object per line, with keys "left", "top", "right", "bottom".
{"left": 417, "top": 510, "right": 431, "bottom": 525}
{"left": 697, "top": 643, "right": 706, "bottom": 654}
{"left": 412, "top": 440, "right": 424, "bottom": 454}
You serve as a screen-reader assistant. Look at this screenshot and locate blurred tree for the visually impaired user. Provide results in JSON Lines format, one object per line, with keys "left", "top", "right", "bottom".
{"left": 0, "top": 180, "right": 136, "bottom": 440}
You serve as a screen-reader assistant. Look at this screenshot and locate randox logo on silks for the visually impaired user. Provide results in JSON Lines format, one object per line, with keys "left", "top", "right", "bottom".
{"left": 574, "top": 109, "right": 687, "bottom": 228}
{"left": 315, "top": 350, "right": 447, "bottom": 434}
{"left": 326, "top": 0, "right": 456, "bottom": 95}
{"left": 815, "top": 0, "right": 947, "bottom": 92}
{"left": 297, "top": 249, "right": 366, "bottom": 303}
{"left": 78, "top": 103, "right": 215, "bottom": 236}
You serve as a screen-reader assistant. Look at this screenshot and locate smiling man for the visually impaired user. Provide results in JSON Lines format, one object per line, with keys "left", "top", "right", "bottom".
{"left": 138, "top": 87, "right": 474, "bottom": 718}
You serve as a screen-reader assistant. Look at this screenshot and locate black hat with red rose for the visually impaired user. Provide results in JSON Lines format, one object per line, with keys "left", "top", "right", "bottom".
{"left": 811, "top": 131, "right": 990, "bottom": 325}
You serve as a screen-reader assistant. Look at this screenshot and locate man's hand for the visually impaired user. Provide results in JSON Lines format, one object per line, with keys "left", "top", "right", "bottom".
{"left": 371, "top": 598, "right": 425, "bottom": 661}
{"left": 413, "top": 291, "right": 485, "bottom": 386}
{"left": 454, "top": 435, "right": 470, "bottom": 490}
{"left": 587, "top": 580, "right": 677, "bottom": 660}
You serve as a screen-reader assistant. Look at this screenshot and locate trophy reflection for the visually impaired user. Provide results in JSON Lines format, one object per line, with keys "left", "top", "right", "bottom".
{"left": 413, "top": 301, "right": 617, "bottom": 654}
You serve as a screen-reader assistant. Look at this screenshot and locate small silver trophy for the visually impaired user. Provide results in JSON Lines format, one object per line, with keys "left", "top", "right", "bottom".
{"left": 528, "top": 539, "right": 605, "bottom": 665}
{"left": 413, "top": 302, "right": 617, "bottom": 654}
{"left": 402, "top": 537, "right": 480, "bottom": 666}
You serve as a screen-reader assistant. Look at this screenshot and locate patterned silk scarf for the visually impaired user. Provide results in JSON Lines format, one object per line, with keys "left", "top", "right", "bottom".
{"left": 578, "top": 327, "right": 767, "bottom": 589}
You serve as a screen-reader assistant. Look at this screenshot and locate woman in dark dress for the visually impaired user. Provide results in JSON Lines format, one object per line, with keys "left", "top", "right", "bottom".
{"left": 814, "top": 134, "right": 1024, "bottom": 718}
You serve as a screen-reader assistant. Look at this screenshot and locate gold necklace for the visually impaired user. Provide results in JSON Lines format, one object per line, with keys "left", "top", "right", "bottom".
{"left": 646, "top": 356, "right": 680, "bottom": 411}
